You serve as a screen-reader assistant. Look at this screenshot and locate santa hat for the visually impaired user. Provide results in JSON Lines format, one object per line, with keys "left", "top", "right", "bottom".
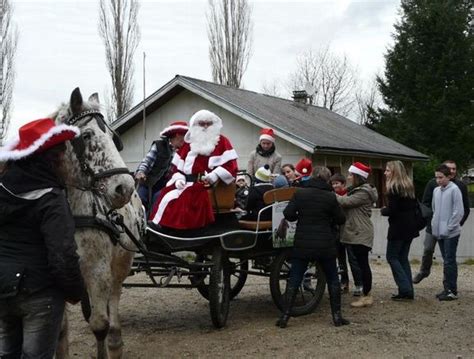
{"left": 295, "top": 158, "right": 313, "bottom": 177}
{"left": 254, "top": 164, "right": 272, "bottom": 183}
{"left": 349, "top": 162, "right": 371, "bottom": 179}
{"left": 259, "top": 128, "right": 275, "bottom": 143}
{"left": 160, "top": 121, "right": 188, "bottom": 137}
{"left": 0, "top": 118, "right": 80, "bottom": 162}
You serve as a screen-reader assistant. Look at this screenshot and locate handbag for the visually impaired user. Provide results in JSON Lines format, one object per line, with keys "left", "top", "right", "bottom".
{"left": 414, "top": 200, "right": 428, "bottom": 231}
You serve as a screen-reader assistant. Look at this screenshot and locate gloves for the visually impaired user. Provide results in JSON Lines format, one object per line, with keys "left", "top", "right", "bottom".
{"left": 175, "top": 179, "right": 186, "bottom": 190}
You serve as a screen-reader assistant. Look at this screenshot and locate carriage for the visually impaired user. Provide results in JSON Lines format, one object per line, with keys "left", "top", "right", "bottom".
{"left": 122, "top": 178, "right": 327, "bottom": 328}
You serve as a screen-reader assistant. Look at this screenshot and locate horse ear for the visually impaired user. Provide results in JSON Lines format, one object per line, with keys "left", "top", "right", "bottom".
{"left": 70, "top": 87, "right": 83, "bottom": 114}
{"left": 88, "top": 93, "right": 100, "bottom": 104}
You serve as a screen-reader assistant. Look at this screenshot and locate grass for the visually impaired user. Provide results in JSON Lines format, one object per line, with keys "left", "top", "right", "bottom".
{"left": 462, "top": 258, "right": 474, "bottom": 265}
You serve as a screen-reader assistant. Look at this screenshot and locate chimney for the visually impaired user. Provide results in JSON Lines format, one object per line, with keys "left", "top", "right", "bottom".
{"left": 292, "top": 90, "right": 312, "bottom": 104}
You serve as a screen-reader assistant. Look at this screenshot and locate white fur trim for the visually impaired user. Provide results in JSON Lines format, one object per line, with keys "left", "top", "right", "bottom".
{"left": 259, "top": 134, "right": 275, "bottom": 142}
{"left": 349, "top": 165, "right": 369, "bottom": 179}
{"left": 166, "top": 172, "right": 186, "bottom": 187}
{"left": 208, "top": 149, "right": 238, "bottom": 169}
{"left": 212, "top": 166, "right": 235, "bottom": 184}
{"left": 171, "top": 152, "right": 185, "bottom": 172}
{"left": 0, "top": 124, "right": 80, "bottom": 162}
{"left": 205, "top": 171, "right": 219, "bottom": 184}
{"left": 152, "top": 187, "right": 189, "bottom": 224}
{"left": 183, "top": 151, "right": 198, "bottom": 174}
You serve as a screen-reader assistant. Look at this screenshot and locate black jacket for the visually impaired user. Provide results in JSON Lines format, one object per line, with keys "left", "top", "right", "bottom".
{"left": 284, "top": 178, "right": 345, "bottom": 257}
{"left": 381, "top": 190, "right": 419, "bottom": 241}
{"left": 422, "top": 177, "right": 470, "bottom": 234}
{"left": 242, "top": 182, "right": 273, "bottom": 221}
{"left": 146, "top": 138, "right": 173, "bottom": 187}
{"left": 0, "top": 158, "right": 84, "bottom": 301}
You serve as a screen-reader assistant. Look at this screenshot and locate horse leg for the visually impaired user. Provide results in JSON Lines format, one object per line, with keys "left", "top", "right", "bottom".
{"left": 107, "top": 249, "right": 134, "bottom": 359}
{"left": 56, "top": 310, "right": 69, "bottom": 359}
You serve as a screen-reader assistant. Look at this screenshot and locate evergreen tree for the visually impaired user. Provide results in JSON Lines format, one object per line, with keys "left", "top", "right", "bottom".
{"left": 370, "top": 0, "right": 474, "bottom": 173}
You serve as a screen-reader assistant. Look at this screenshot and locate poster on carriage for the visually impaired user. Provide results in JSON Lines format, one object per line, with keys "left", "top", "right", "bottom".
{"left": 272, "top": 201, "right": 297, "bottom": 248}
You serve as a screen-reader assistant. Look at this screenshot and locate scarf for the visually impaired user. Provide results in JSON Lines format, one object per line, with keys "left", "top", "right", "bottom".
{"left": 256, "top": 143, "right": 275, "bottom": 157}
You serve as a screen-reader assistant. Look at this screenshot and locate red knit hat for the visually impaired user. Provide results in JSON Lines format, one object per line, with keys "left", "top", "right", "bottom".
{"left": 295, "top": 158, "right": 313, "bottom": 177}
{"left": 349, "top": 162, "right": 371, "bottom": 179}
{"left": 259, "top": 128, "right": 275, "bottom": 143}
{"left": 0, "top": 118, "right": 80, "bottom": 162}
{"left": 160, "top": 121, "right": 189, "bottom": 137}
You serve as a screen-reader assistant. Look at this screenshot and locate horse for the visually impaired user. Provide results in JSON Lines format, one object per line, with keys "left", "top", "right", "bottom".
{"left": 52, "top": 88, "right": 145, "bottom": 358}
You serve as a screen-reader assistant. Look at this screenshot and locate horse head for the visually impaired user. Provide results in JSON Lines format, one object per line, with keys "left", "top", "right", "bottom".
{"left": 53, "top": 87, "right": 134, "bottom": 210}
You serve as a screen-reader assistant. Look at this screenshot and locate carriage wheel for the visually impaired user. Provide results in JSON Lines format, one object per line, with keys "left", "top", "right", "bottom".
{"left": 209, "top": 246, "right": 230, "bottom": 328}
{"left": 195, "top": 256, "right": 248, "bottom": 301}
{"left": 269, "top": 250, "right": 326, "bottom": 316}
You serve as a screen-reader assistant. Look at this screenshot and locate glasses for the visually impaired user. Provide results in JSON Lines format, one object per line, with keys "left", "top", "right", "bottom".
{"left": 198, "top": 121, "right": 213, "bottom": 127}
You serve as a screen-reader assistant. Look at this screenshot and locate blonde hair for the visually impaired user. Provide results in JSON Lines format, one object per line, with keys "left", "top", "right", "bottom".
{"left": 385, "top": 160, "right": 415, "bottom": 198}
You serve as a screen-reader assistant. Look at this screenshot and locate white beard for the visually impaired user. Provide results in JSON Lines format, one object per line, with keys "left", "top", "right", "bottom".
{"left": 188, "top": 124, "right": 221, "bottom": 156}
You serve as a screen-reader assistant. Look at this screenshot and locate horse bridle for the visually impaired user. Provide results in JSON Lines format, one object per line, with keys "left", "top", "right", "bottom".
{"left": 66, "top": 110, "right": 131, "bottom": 195}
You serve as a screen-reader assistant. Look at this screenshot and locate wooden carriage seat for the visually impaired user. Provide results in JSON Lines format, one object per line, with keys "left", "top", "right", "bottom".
{"left": 238, "top": 187, "right": 297, "bottom": 231}
{"left": 208, "top": 180, "right": 236, "bottom": 213}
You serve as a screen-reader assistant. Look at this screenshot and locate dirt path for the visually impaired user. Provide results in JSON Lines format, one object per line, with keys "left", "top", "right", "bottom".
{"left": 67, "top": 262, "right": 474, "bottom": 358}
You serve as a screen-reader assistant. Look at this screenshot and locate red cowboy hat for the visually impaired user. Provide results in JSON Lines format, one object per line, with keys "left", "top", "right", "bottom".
{"left": 160, "top": 121, "right": 189, "bottom": 137}
{"left": 0, "top": 118, "right": 80, "bottom": 162}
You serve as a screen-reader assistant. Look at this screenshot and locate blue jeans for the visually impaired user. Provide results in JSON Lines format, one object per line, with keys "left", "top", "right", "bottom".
{"left": 0, "top": 289, "right": 65, "bottom": 359}
{"left": 437, "top": 235, "right": 460, "bottom": 294}
{"left": 386, "top": 239, "right": 414, "bottom": 295}
{"left": 137, "top": 183, "right": 162, "bottom": 213}
{"left": 288, "top": 255, "right": 339, "bottom": 289}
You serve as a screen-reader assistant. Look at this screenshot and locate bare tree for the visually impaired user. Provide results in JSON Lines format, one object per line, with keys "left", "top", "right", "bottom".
{"left": 0, "top": 0, "right": 18, "bottom": 145}
{"left": 288, "top": 46, "right": 358, "bottom": 117}
{"left": 207, "top": 0, "right": 253, "bottom": 88}
{"left": 98, "top": 0, "right": 140, "bottom": 121}
{"left": 355, "top": 77, "right": 382, "bottom": 125}
{"left": 261, "top": 79, "right": 284, "bottom": 98}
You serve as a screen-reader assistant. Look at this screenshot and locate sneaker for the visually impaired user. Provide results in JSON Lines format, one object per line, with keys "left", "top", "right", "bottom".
{"left": 438, "top": 290, "right": 458, "bottom": 301}
{"left": 391, "top": 293, "right": 414, "bottom": 301}
{"left": 353, "top": 285, "right": 363, "bottom": 297}
{"left": 412, "top": 272, "right": 428, "bottom": 284}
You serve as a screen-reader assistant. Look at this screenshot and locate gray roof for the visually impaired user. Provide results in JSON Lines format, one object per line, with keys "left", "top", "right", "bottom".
{"left": 113, "top": 75, "right": 428, "bottom": 161}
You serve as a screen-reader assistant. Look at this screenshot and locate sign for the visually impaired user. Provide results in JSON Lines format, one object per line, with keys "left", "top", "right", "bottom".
{"left": 272, "top": 201, "right": 296, "bottom": 248}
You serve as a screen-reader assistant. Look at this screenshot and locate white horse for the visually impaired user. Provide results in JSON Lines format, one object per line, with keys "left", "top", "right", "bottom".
{"left": 53, "top": 88, "right": 145, "bottom": 359}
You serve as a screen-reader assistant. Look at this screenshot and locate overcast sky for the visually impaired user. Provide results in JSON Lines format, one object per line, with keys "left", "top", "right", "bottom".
{"left": 7, "top": 0, "right": 400, "bottom": 138}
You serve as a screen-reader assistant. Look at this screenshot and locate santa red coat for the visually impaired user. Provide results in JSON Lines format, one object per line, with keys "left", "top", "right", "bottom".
{"left": 150, "top": 135, "right": 238, "bottom": 229}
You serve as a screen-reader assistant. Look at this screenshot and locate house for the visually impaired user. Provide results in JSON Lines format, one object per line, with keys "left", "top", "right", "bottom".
{"left": 112, "top": 75, "right": 428, "bottom": 206}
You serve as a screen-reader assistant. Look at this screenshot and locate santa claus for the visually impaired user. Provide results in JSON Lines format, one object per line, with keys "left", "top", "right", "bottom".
{"left": 149, "top": 110, "right": 238, "bottom": 230}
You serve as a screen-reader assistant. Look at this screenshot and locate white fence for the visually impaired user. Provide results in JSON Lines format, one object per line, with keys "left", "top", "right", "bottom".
{"left": 371, "top": 209, "right": 474, "bottom": 262}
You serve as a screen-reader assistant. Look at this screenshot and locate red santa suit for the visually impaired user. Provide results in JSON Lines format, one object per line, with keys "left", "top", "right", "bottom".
{"left": 150, "top": 114, "right": 238, "bottom": 230}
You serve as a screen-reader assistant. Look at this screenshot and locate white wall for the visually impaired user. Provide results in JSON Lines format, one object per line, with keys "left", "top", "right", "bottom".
{"left": 119, "top": 90, "right": 306, "bottom": 172}
{"left": 371, "top": 209, "right": 474, "bottom": 261}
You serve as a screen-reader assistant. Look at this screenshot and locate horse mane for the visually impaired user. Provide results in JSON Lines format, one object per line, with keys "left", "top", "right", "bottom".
{"left": 50, "top": 99, "right": 101, "bottom": 124}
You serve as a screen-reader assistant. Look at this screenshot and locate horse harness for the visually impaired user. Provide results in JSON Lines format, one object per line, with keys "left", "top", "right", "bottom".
{"left": 65, "top": 110, "right": 133, "bottom": 245}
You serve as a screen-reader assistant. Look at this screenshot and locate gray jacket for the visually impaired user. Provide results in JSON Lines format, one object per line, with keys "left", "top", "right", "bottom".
{"left": 247, "top": 150, "right": 282, "bottom": 176}
{"left": 431, "top": 181, "right": 464, "bottom": 239}
{"left": 337, "top": 183, "right": 378, "bottom": 248}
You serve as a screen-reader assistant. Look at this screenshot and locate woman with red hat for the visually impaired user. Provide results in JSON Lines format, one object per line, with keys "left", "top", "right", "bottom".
{"left": 247, "top": 128, "right": 282, "bottom": 177}
{"left": 336, "top": 162, "right": 378, "bottom": 308}
{"left": 0, "top": 119, "right": 85, "bottom": 357}
{"left": 135, "top": 121, "right": 188, "bottom": 211}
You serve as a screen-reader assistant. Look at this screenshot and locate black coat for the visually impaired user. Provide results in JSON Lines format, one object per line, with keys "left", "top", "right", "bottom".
{"left": 241, "top": 182, "right": 273, "bottom": 221}
{"left": 283, "top": 178, "right": 345, "bottom": 257}
{"left": 0, "top": 158, "right": 84, "bottom": 302}
{"left": 381, "top": 190, "right": 419, "bottom": 241}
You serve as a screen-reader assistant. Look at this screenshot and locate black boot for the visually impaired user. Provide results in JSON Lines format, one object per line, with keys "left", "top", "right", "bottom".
{"left": 328, "top": 283, "right": 350, "bottom": 327}
{"left": 276, "top": 286, "right": 298, "bottom": 328}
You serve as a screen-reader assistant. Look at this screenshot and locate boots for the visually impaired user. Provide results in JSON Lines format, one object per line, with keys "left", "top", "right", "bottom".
{"left": 276, "top": 286, "right": 298, "bottom": 328}
{"left": 351, "top": 292, "right": 373, "bottom": 308}
{"left": 328, "top": 283, "right": 350, "bottom": 327}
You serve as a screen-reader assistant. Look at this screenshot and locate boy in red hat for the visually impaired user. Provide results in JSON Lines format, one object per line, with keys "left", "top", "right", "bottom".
{"left": 295, "top": 157, "right": 313, "bottom": 187}
{"left": 247, "top": 127, "right": 282, "bottom": 177}
{"left": 0, "top": 119, "right": 85, "bottom": 357}
{"left": 135, "top": 121, "right": 188, "bottom": 211}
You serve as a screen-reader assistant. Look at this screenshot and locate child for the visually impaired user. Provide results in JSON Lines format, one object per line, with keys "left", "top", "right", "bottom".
{"left": 330, "top": 173, "right": 363, "bottom": 296}
{"left": 234, "top": 175, "right": 250, "bottom": 211}
{"left": 241, "top": 165, "right": 274, "bottom": 221}
{"left": 432, "top": 164, "right": 464, "bottom": 301}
